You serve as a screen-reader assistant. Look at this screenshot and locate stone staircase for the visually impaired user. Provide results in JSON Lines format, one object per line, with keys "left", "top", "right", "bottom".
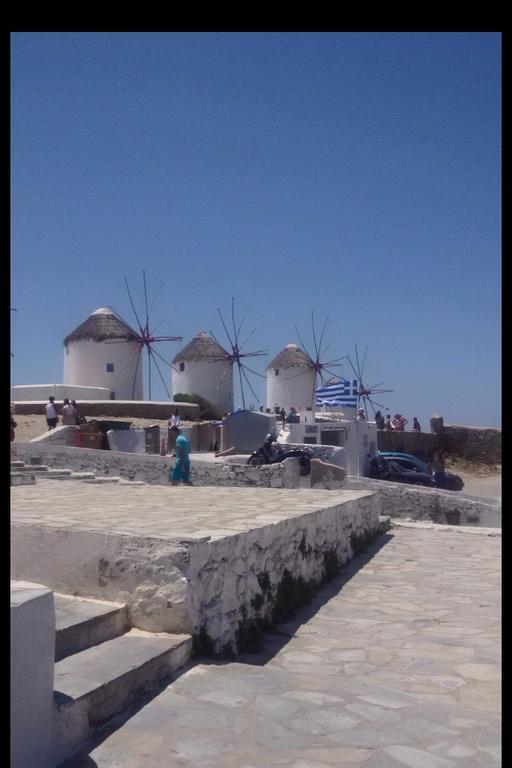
{"left": 10, "top": 460, "right": 146, "bottom": 487}
{"left": 53, "top": 593, "right": 192, "bottom": 766}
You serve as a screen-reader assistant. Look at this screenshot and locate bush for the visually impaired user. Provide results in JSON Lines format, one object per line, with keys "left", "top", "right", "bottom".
{"left": 173, "top": 393, "right": 223, "bottom": 421}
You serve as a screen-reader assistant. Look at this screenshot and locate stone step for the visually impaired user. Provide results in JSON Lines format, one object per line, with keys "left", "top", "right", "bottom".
{"left": 82, "top": 476, "right": 121, "bottom": 484}
{"left": 55, "top": 594, "right": 129, "bottom": 661}
{"left": 10, "top": 473, "right": 37, "bottom": 486}
{"left": 43, "top": 471, "right": 97, "bottom": 481}
{"left": 11, "top": 464, "right": 49, "bottom": 473}
{"left": 37, "top": 469, "right": 74, "bottom": 478}
{"left": 54, "top": 629, "right": 192, "bottom": 765}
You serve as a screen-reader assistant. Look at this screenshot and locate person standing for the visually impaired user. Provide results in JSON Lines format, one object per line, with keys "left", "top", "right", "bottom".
{"left": 375, "top": 410, "right": 385, "bottom": 429}
{"left": 356, "top": 408, "right": 366, "bottom": 421}
{"left": 431, "top": 448, "right": 446, "bottom": 488}
{"left": 169, "top": 428, "right": 192, "bottom": 485}
{"left": 279, "top": 407, "right": 286, "bottom": 427}
{"left": 45, "top": 396, "right": 59, "bottom": 430}
{"left": 10, "top": 415, "right": 17, "bottom": 441}
{"left": 168, "top": 408, "right": 181, "bottom": 453}
{"left": 399, "top": 414, "right": 408, "bottom": 431}
{"left": 61, "top": 398, "right": 77, "bottom": 425}
{"left": 384, "top": 414, "right": 393, "bottom": 431}
{"left": 391, "top": 414, "right": 401, "bottom": 431}
{"left": 412, "top": 417, "right": 421, "bottom": 433}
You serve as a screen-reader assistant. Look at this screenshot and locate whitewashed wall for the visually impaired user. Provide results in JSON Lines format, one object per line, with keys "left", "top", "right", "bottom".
{"left": 172, "top": 359, "right": 233, "bottom": 413}
{"left": 63, "top": 338, "right": 143, "bottom": 400}
{"left": 11, "top": 581, "right": 55, "bottom": 768}
{"left": 267, "top": 366, "right": 316, "bottom": 413}
{"left": 11, "top": 384, "right": 111, "bottom": 401}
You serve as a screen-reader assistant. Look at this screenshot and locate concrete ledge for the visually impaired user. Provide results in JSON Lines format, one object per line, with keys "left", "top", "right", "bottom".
{"left": 12, "top": 484, "right": 382, "bottom": 655}
{"left": 11, "top": 581, "right": 55, "bottom": 768}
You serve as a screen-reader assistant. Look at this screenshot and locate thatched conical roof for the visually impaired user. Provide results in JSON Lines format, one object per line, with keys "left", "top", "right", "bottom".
{"left": 267, "top": 344, "right": 313, "bottom": 370}
{"left": 63, "top": 308, "right": 139, "bottom": 346}
{"left": 172, "top": 331, "right": 229, "bottom": 364}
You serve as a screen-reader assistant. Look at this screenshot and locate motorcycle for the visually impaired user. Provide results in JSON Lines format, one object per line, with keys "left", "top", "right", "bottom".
{"left": 247, "top": 435, "right": 312, "bottom": 476}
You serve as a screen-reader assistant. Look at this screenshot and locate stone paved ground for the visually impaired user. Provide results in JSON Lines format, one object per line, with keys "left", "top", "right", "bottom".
{"left": 72, "top": 525, "right": 501, "bottom": 768}
{"left": 11, "top": 482, "right": 372, "bottom": 540}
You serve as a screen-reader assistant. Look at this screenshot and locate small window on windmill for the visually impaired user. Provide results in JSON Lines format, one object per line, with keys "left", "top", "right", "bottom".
{"left": 274, "top": 368, "right": 279, "bottom": 375}
{"left": 179, "top": 362, "right": 185, "bottom": 372}
{"left": 106, "top": 363, "right": 114, "bottom": 373}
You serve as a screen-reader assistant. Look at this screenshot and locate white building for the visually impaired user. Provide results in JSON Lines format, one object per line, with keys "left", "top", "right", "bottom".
{"left": 266, "top": 344, "right": 316, "bottom": 414}
{"left": 63, "top": 308, "right": 143, "bottom": 400}
{"left": 277, "top": 415, "right": 377, "bottom": 477}
{"left": 171, "top": 332, "right": 233, "bottom": 413}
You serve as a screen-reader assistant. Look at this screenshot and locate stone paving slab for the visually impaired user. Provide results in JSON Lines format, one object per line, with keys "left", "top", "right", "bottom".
{"left": 69, "top": 526, "right": 501, "bottom": 768}
{"left": 11, "top": 483, "right": 373, "bottom": 540}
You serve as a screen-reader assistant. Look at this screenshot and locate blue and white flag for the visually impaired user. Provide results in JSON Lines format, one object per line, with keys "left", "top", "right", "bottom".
{"left": 316, "top": 379, "right": 358, "bottom": 408}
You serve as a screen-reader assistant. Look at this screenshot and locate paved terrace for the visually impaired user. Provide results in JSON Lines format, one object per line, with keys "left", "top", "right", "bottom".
{"left": 10, "top": 482, "right": 372, "bottom": 540}
{"left": 71, "top": 524, "right": 501, "bottom": 768}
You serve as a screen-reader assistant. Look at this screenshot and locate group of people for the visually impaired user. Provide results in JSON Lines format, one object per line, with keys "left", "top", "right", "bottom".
{"left": 375, "top": 411, "right": 421, "bottom": 433}
{"left": 45, "top": 396, "right": 86, "bottom": 430}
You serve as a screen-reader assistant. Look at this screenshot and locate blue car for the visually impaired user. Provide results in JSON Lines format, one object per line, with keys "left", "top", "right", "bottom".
{"left": 377, "top": 451, "right": 464, "bottom": 491}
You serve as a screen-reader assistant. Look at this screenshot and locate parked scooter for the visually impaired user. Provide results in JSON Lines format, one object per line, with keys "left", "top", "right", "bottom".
{"left": 247, "top": 434, "right": 312, "bottom": 475}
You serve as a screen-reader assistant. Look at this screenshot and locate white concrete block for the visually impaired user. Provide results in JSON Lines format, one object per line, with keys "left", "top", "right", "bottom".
{"left": 10, "top": 581, "right": 55, "bottom": 768}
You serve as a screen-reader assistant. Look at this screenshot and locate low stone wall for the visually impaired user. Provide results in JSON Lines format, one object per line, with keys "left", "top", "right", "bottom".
{"left": 13, "top": 399, "right": 200, "bottom": 420}
{"left": 376, "top": 425, "right": 501, "bottom": 465}
{"left": 439, "top": 425, "right": 502, "bottom": 465}
{"left": 188, "top": 492, "right": 382, "bottom": 656}
{"left": 376, "top": 431, "right": 436, "bottom": 460}
{"left": 279, "top": 442, "right": 346, "bottom": 467}
{"left": 12, "top": 487, "right": 384, "bottom": 656}
{"left": 10, "top": 442, "right": 299, "bottom": 488}
{"left": 343, "top": 475, "right": 498, "bottom": 526}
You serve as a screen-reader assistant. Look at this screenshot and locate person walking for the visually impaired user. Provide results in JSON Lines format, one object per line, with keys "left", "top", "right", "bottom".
{"left": 412, "top": 417, "right": 421, "bottom": 433}
{"left": 169, "top": 428, "right": 192, "bottom": 485}
{"left": 45, "top": 396, "right": 59, "bottom": 430}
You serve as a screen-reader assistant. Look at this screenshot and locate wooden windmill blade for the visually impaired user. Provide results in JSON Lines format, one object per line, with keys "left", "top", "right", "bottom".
{"left": 113, "top": 271, "right": 183, "bottom": 401}
{"left": 214, "top": 298, "right": 268, "bottom": 410}
{"left": 295, "top": 311, "right": 350, "bottom": 412}
{"left": 348, "top": 345, "right": 393, "bottom": 417}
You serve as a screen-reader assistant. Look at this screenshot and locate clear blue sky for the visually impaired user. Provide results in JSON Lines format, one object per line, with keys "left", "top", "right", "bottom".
{"left": 11, "top": 32, "right": 501, "bottom": 428}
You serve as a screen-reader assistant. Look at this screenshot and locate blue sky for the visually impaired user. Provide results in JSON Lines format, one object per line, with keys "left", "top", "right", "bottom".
{"left": 11, "top": 32, "right": 501, "bottom": 427}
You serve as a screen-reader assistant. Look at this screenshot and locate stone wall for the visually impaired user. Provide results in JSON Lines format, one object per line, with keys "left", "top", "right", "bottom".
{"left": 439, "top": 425, "right": 502, "bottom": 465}
{"left": 11, "top": 488, "right": 383, "bottom": 656}
{"left": 13, "top": 399, "right": 200, "bottom": 420}
{"left": 376, "top": 425, "right": 501, "bottom": 465}
{"left": 343, "top": 475, "right": 498, "bottom": 526}
{"left": 10, "top": 442, "right": 299, "bottom": 489}
{"left": 187, "top": 492, "right": 382, "bottom": 656}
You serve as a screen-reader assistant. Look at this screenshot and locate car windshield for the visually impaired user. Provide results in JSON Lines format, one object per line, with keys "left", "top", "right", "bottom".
{"left": 387, "top": 461, "right": 405, "bottom": 473}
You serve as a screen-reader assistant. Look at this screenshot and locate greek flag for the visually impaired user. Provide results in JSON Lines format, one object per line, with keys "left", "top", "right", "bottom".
{"left": 316, "top": 379, "right": 358, "bottom": 408}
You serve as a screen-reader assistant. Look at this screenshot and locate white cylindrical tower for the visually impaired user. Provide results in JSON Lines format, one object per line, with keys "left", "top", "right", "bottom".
{"left": 266, "top": 344, "right": 316, "bottom": 414}
{"left": 63, "top": 308, "right": 143, "bottom": 400}
{"left": 171, "top": 332, "right": 233, "bottom": 413}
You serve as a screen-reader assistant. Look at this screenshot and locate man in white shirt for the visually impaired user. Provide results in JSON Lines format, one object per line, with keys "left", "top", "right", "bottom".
{"left": 45, "top": 396, "right": 59, "bottom": 430}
